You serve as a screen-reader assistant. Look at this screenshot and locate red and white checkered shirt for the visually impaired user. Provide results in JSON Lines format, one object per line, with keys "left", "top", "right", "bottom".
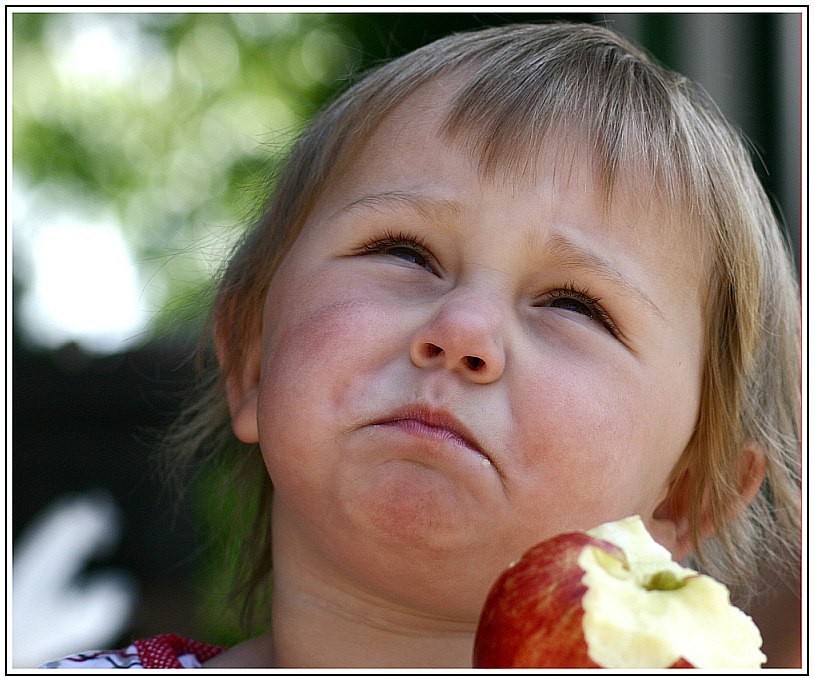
{"left": 41, "top": 633, "right": 227, "bottom": 669}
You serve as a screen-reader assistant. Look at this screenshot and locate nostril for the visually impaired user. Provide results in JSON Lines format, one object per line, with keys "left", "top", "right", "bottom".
{"left": 424, "top": 343, "right": 444, "bottom": 358}
{"left": 465, "top": 356, "right": 485, "bottom": 371}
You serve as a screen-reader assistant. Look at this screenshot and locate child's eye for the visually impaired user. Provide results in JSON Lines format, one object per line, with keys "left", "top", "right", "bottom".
{"left": 537, "top": 285, "right": 620, "bottom": 337}
{"left": 355, "top": 231, "right": 435, "bottom": 272}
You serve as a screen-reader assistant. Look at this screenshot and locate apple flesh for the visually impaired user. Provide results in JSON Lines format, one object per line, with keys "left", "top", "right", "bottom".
{"left": 473, "top": 516, "right": 766, "bottom": 669}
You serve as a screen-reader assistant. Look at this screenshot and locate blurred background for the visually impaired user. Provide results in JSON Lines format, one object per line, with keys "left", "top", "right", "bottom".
{"left": 11, "top": 10, "right": 803, "bottom": 668}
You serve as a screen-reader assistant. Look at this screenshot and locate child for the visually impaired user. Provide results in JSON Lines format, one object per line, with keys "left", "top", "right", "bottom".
{"left": 44, "top": 21, "right": 801, "bottom": 668}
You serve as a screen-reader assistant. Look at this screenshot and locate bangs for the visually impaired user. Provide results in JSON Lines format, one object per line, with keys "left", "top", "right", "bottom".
{"left": 437, "top": 24, "right": 706, "bottom": 220}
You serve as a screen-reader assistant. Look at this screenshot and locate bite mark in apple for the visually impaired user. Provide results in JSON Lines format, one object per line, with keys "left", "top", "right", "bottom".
{"left": 473, "top": 516, "right": 766, "bottom": 669}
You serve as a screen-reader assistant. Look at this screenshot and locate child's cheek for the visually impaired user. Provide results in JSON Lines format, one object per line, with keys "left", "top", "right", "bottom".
{"left": 508, "top": 355, "right": 682, "bottom": 521}
{"left": 256, "top": 285, "right": 398, "bottom": 467}
{"left": 513, "top": 361, "right": 637, "bottom": 461}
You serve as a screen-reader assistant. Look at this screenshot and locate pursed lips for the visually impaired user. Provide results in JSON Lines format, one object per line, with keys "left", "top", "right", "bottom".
{"left": 371, "top": 404, "right": 492, "bottom": 465}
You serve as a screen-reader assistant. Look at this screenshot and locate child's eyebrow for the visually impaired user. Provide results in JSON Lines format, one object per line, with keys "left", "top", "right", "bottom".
{"left": 546, "top": 233, "right": 665, "bottom": 320}
{"left": 333, "top": 190, "right": 463, "bottom": 224}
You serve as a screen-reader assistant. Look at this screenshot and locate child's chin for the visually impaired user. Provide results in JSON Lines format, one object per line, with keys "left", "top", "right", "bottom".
{"left": 346, "top": 460, "right": 488, "bottom": 546}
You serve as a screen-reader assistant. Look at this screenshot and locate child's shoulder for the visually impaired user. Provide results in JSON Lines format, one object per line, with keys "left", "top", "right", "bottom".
{"left": 40, "top": 633, "right": 227, "bottom": 669}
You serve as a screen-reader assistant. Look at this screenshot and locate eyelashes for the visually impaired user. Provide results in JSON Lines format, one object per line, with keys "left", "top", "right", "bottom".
{"left": 354, "top": 231, "right": 620, "bottom": 337}
{"left": 355, "top": 230, "right": 435, "bottom": 271}
{"left": 535, "top": 282, "right": 620, "bottom": 338}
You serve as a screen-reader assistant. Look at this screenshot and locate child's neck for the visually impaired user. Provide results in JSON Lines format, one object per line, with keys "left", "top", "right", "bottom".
{"left": 253, "top": 506, "right": 479, "bottom": 669}
{"left": 267, "top": 570, "right": 477, "bottom": 668}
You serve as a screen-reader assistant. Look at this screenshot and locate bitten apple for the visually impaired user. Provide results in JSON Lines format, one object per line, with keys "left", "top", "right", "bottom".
{"left": 473, "top": 515, "right": 766, "bottom": 669}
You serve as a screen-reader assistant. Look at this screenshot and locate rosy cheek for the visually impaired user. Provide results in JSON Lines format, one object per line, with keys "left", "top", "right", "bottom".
{"left": 510, "top": 362, "right": 647, "bottom": 498}
{"left": 266, "top": 280, "right": 379, "bottom": 360}
{"left": 509, "top": 350, "right": 697, "bottom": 527}
{"left": 258, "top": 288, "right": 398, "bottom": 436}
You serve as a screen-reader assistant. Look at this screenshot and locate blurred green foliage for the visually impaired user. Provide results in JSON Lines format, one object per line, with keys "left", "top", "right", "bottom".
{"left": 12, "top": 12, "right": 363, "bottom": 343}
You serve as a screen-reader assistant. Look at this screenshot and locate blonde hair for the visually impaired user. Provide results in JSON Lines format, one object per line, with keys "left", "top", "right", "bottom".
{"left": 166, "top": 22, "right": 801, "bottom": 629}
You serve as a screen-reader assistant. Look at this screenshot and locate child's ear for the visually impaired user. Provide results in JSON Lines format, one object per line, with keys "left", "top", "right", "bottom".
{"left": 648, "top": 444, "right": 766, "bottom": 562}
{"left": 215, "top": 318, "right": 262, "bottom": 445}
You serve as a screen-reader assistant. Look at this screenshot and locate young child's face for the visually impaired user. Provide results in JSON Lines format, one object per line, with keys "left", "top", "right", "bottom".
{"left": 235, "top": 79, "right": 706, "bottom": 621}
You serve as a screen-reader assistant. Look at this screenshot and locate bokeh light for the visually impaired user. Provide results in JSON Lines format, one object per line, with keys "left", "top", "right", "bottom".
{"left": 12, "top": 11, "right": 355, "bottom": 353}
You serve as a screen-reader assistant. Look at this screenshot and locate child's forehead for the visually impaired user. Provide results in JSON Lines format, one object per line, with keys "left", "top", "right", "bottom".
{"left": 326, "top": 78, "right": 698, "bottom": 254}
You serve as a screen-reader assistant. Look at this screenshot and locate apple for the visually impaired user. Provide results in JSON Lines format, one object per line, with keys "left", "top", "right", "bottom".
{"left": 473, "top": 515, "right": 766, "bottom": 668}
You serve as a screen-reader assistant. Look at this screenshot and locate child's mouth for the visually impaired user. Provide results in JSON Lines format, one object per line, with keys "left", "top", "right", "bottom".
{"left": 371, "top": 404, "right": 492, "bottom": 466}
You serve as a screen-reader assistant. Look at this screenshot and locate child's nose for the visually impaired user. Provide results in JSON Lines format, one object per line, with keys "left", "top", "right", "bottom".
{"left": 409, "top": 288, "right": 506, "bottom": 384}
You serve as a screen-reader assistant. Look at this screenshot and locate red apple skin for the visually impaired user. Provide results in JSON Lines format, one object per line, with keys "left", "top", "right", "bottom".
{"left": 473, "top": 532, "right": 693, "bottom": 668}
